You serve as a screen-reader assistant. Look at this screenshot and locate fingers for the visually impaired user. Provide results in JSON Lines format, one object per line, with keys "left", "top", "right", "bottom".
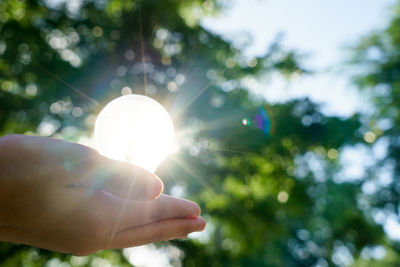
{"left": 110, "top": 217, "right": 206, "bottom": 249}
{"left": 88, "top": 157, "right": 163, "bottom": 200}
{"left": 117, "top": 194, "right": 201, "bottom": 229}
{"left": 51, "top": 139, "right": 163, "bottom": 200}
{"left": 10, "top": 136, "right": 163, "bottom": 202}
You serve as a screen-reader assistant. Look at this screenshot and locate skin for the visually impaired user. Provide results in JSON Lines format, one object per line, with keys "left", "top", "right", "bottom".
{"left": 0, "top": 134, "right": 205, "bottom": 256}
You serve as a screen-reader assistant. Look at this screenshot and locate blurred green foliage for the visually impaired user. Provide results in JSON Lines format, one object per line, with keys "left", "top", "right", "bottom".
{"left": 1, "top": 0, "right": 400, "bottom": 266}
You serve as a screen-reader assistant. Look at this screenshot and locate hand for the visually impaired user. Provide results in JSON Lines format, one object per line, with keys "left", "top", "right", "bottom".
{"left": 0, "top": 135, "right": 205, "bottom": 255}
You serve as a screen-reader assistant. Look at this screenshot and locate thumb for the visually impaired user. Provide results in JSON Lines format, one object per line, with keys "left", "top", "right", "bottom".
{"left": 87, "top": 156, "right": 163, "bottom": 200}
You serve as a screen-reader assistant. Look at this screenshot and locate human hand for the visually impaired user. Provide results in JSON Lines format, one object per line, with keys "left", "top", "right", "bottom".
{"left": 0, "top": 135, "right": 205, "bottom": 255}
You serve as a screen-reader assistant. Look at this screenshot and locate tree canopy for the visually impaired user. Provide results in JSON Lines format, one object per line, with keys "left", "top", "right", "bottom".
{"left": 1, "top": 0, "right": 400, "bottom": 266}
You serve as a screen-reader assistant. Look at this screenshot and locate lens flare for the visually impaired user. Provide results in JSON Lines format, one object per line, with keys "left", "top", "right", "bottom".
{"left": 254, "top": 108, "right": 271, "bottom": 134}
{"left": 94, "top": 94, "right": 174, "bottom": 173}
{"left": 242, "top": 105, "right": 275, "bottom": 136}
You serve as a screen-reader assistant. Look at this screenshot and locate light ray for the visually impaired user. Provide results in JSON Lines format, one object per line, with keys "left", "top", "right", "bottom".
{"left": 170, "top": 155, "right": 212, "bottom": 190}
{"left": 138, "top": 5, "right": 148, "bottom": 96}
{"left": 106, "top": 171, "right": 137, "bottom": 249}
{"left": 170, "top": 154, "right": 259, "bottom": 222}
{"left": 171, "top": 80, "right": 214, "bottom": 120}
{"left": 35, "top": 63, "right": 102, "bottom": 107}
{"left": 174, "top": 106, "right": 246, "bottom": 137}
{"left": 204, "top": 146, "right": 261, "bottom": 157}
{"left": 175, "top": 118, "right": 240, "bottom": 137}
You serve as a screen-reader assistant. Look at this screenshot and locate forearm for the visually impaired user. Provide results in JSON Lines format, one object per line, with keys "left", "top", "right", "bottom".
{"left": 0, "top": 135, "right": 18, "bottom": 239}
{"left": 0, "top": 135, "right": 28, "bottom": 230}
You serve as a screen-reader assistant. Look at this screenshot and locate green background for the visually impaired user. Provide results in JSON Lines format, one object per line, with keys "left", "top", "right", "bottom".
{"left": 1, "top": 0, "right": 400, "bottom": 266}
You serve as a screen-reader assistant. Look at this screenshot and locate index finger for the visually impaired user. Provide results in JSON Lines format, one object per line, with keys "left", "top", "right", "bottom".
{"left": 114, "top": 194, "right": 201, "bottom": 230}
{"left": 110, "top": 217, "right": 206, "bottom": 249}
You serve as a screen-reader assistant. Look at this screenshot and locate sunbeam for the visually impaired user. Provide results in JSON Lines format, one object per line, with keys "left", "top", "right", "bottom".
{"left": 174, "top": 103, "right": 250, "bottom": 138}
{"left": 170, "top": 154, "right": 260, "bottom": 224}
{"left": 139, "top": 4, "right": 148, "bottom": 96}
{"left": 204, "top": 146, "right": 262, "bottom": 157}
{"left": 35, "top": 63, "right": 102, "bottom": 108}
{"left": 171, "top": 80, "right": 214, "bottom": 120}
{"left": 106, "top": 172, "right": 137, "bottom": 249}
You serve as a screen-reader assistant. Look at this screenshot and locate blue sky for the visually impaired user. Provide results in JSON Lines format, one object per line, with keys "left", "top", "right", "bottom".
{"left": 201, "top": 0, "right": 396, "bottom": 116}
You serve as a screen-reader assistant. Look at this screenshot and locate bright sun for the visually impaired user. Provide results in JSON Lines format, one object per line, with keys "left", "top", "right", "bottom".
{"left": 94, "top": 94, "right": 175, "bottom": 173}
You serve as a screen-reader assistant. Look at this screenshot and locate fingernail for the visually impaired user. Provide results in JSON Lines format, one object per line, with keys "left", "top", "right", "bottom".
{"left": 192, "top": 202, "right": 201, "bottom": 217}
{"left": 195, "top": 217, "right": 206, "bottom": 231}
{"left": 148, "top": 176, "right": 164, "bottom": 199}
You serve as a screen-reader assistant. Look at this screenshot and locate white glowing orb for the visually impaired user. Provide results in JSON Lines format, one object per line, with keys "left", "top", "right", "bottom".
{"left": 94, "top": 94, "right": 174, "bottom": 173}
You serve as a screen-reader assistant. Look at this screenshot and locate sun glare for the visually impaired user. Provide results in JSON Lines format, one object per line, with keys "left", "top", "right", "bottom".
{"left": 94, "top": 94, "right": 175, "bottom": 173}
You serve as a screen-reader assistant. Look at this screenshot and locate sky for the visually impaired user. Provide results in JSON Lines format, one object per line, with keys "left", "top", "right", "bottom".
{"left": 201, "top": 0, "right": 396, "bottom": 117}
